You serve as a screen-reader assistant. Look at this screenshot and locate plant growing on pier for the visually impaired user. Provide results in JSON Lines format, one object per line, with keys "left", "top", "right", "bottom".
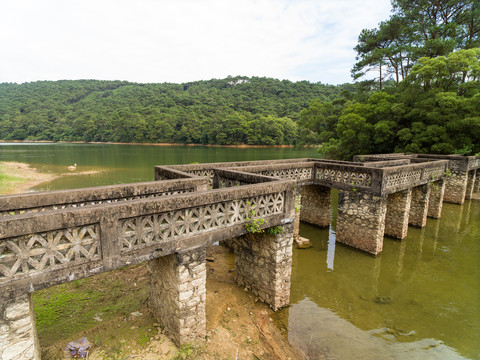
{"left": 245, "top": 201, "right": 265, "bottom": 233}
{"left": 444, "top": 168, "right": 453, "bottom": 178}
{"left": 265, "top": 226, "right": 284, "bottom": 236}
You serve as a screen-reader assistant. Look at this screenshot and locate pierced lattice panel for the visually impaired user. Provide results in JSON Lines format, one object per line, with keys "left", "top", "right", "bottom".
{"left": 0, "top": 224, "right": 101, "bottom": 282}
{"left": 316, "top": 168, "right": 372, "bottom": 186}
{"left": 384, "top": 170, "right": 422, "bottom": 188}
{"left": 119, "top": 192, "right": 285, "bottom": 252}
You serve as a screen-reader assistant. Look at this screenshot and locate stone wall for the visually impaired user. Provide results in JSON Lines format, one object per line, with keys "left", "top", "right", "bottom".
{"left": 409, "top": 184, "right": 431, "bottom": 227}
{"left": 233, "top": 223, "right": 293, "bottom": 310}
{"left": 300, "top": 185, "right": 331, "bottom": 227}
{"left": 384, "top": 189, "right": 412, "bottom": 240}
{"left": 336, "top": 190, "right": 387, "bottom": 255}
{"left": 147, "top": 248, "right": 207, "bottom": 346}
{"left": 444, "top": 170, "right": 468, "bottom": 204}
{"left": 428, "top": 179, "right": 445, "bottom": 219}
{"left": 0, "top": 294, "right": 40, "bottom": 360}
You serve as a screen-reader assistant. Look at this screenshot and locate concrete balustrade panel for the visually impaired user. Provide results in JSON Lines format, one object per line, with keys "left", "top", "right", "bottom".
{"left": 336, "top": 190, "right": 387, "bottom": 256}
{"left": 428, "top": 179, "right": 446, "bottom": 219}
{"left": 409, "top": 184, "right": 431, "bottom": 227}
{"left": 147, "top": 248, "right": 207, "bottom": 346}
{"left": 444, "top": 171, "right": 468, "bottom": 204}
{"left": 465, "top": 170, "right": 476, "bottom": 200}
{"left": 385, "top": 189, "right": 412, "bottom": 240}
{"left": 0, "top": 294, "right": 40, "bottom": 360}
{"left": 300, "top": 185, "right": 331, "bottom": 227}
{"left": 233, "top": 223, "right": 294, "bottom": 310}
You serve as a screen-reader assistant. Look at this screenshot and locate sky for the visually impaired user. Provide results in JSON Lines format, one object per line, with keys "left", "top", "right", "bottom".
{"left": 0, "top": 0, "right": 392, "bottom": 85}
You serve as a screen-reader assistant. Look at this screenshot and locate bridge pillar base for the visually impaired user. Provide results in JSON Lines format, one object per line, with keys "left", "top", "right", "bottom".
{"left": 409, "top": 184, "right": 431, "bottom": 227}
{"left": 147, "top": 248, "right": 206, "bottom": 347}
{"left": 474, "top": 170, "right": 480, "bottom": 195}
{"left": 428, "top": 179, "right": 446, "bottom": 218}
{"left": 0, "top": 294, "right": 40, "bottom": 360}
{"left": 444, "top": 171, "right": 468, "bottom": 204}
{"left": 336, "top": 191, "right": 387, "bottom": 256}
{"left": 233, "top": 223, "right": 293, "bottom": 310}
{"left": 465, "top": 170, "right": 477, "bottom": 200}
{"left": 300, "top": 185, "right": 331, "bottom": 227}
{"left": 385, "top": 189, "right": 412, "bottom": 240}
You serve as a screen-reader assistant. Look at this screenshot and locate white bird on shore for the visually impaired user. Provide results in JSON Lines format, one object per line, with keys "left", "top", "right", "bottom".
{"left": 68, "top": 163, "right": 77, "bottom": 171}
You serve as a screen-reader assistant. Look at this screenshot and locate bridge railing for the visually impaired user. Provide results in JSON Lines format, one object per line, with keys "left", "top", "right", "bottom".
{"left": 212, "top": 169, "right": 276, "bottom": 188}
{"left": 381, "top": 160, "right": 449, "bottom": 194}
{"left": 313, "top": 162, "right": 382, "bottom": 194}
{"left": 164, "top": 158, "right": 313, "bottom": 186}
{"left": 0, "top": 178, "right": 208, "bottom": 218}
{"left": 226, "top": 162, "right": 316, "bottom": 184}
{"left": 0, "top": 180, "right": 295, "bottom": 298}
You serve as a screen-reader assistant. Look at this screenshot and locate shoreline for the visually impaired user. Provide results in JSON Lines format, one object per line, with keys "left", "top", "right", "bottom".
{"left": 0, "top": 162, "right": 58, "bottom": 195}
{"left": 0, "top": 139, "right": 320, "bottom": 148}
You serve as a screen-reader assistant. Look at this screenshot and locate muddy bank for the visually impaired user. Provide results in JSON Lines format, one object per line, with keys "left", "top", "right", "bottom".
{"left": 0, "top": 162, "right": 57, "bottom": 195}
{"left": 37, "top": 245, "right": 305, "bottom": 360}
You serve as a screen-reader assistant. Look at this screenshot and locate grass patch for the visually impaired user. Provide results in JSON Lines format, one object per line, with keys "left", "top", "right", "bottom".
{"left": 33, "top": 264, "right": 151, "bottom": 358}
{"left": 0, "top": 169, "right": 27, "bottom": 194}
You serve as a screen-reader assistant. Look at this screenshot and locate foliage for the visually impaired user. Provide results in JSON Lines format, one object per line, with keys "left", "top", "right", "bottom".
{"left": 245, "top": 202, "right": 265, "bottom": 233}
{"left": 300, "top": 49, "right": 480, "bottom": 159}
{"left": 353, "top": 0, "right": 480, "bottom": 86}
{"left": 0, "top": 77, "right": 352, "bottom": 145}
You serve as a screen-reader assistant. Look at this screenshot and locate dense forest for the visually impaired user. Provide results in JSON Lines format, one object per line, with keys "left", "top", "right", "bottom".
{"left": 0, "top": 77, "right": 352, "bottom": 145}
{"left": 300, "top": 0, "right": 480, "bottom": 159}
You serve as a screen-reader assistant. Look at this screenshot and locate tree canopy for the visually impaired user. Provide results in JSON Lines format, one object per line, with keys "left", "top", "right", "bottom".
{"left": 301, "top": 48, "right": 480, "bottom": 159}
{"left": 353, "top": 0, "right": 480, "bottom": 87}
{"left": 0, "top": 77, "right": 353, "bottom": 145}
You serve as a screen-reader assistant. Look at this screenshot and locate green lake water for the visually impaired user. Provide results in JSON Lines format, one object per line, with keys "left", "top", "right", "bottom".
{"left": 1, "top": 142, "right": 479, "bottom": 359}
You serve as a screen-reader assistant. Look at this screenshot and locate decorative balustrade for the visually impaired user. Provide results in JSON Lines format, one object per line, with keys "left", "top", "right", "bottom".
{"left": 226, "top": 162, "right": 316, "bottom": 184}
{"left": 314, "top": 162, "right": 381, "bottom": 193}
{"left": 0, "top": 181, "right": 295, "bottom": 298}
{"left": 381, "top": 161, "right": 448, "bottom": 194}
{"left": 0, "top": 179, "right": 207, "bottom": 217}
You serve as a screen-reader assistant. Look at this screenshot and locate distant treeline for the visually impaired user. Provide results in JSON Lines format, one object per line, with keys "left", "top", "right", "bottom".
{"left": 0, "top": 77, "right": 353, "bottom": 145}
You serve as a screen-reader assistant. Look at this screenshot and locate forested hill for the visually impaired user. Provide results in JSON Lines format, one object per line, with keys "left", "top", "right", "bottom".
{"left": 0, "top": 77, "right": 352, "bottom": 145}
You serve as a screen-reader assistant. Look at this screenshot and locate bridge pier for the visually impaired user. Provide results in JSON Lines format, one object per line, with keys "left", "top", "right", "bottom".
{"left": 384, "top": 189, "right": 412, "bottom": 240}
{"left": 444, "top": 170, "right": 468, "bottom": 204}
{"left": 336, "top": 190, "right": 387, "bottom": 255}
{"left": 0, "top": 294, "right": 40, "bottom": 360}
{"left": 428, "top": 179, "right": 446, "bottom": 218}
{"left": 474, "top": 170, "right": 480, "bottom": 195}
{"left": 147, "top": 247, "right": 207, "bottom": 346}
{"left": 409, "top": 184, "right": 431, "bottom": 228}
{"left": 233, "top": 223, "right": 293, "bottom": 310}
{"left": 465, "top": 170, "right": 477, "bottom": 200}
{"left": 299, "top": 185, "right": 331, "bottom": 227}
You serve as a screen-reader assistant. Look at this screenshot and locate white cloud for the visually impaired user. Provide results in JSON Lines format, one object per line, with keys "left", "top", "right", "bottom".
{"left": 0, "top": 0, "right": 392, "bottom": 85}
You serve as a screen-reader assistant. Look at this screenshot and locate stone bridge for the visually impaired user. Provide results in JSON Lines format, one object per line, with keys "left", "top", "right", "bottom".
{"left": 1, "top": 154, "right": 479, "bottom": 359}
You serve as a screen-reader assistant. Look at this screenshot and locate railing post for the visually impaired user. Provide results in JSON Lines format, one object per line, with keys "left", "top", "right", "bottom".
{"left": 0, "top": 294, "right": 41, "bottom": 360}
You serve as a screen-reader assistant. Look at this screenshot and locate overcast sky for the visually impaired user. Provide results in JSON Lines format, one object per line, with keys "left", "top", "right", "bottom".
{"left": 0, "top": 0, "right": 392, "bottom": 85}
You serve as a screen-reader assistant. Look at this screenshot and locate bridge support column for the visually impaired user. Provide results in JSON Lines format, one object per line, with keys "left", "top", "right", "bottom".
{"left": 444, "top": 171, "right": 468, "bottom": 204}
{"left": 428, "top": 179, "right": 446, "bottom": 218}
{"left": 384, "top": 189, "right": 412, "bottom": 240}
{"left": 409, "top": 184, "right": 431, "bottom": 227}
{"left": 465, "top": 170, "right": 476, "bottom": 200}
{"left": 336, "top": 190, "right": 387, "bottom": 255}
{"left": 147, "top": 248, "right": 206, "bottom": 346}
{"left": 300, "top": 185, "right": 331, "bottom": 227}
{"left": 474, "top": 170, "right": 480, "bottom": 195}
{"left": 0, "top": 294, "right": 40, "bottom": 360}
{"left": 233, "top": 223, "right": 293, "bottom": 310}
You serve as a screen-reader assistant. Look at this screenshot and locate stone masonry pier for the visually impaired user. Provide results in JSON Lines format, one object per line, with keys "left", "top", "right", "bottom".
{"left": 1, "top": 153, "right": 478, "bottom": 359}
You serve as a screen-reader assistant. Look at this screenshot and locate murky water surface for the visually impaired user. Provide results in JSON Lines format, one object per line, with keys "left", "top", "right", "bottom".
{"left": 1, "top": 143, "right": 478, "bottom": 359}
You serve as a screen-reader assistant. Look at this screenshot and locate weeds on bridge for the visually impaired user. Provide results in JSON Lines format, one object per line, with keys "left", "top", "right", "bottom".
{"left": 244, "top": 201, "right": 284, "bottom": 236}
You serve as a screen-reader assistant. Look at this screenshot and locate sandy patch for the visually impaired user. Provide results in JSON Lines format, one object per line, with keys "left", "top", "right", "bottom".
{"left": 0, "top": 162, "right": 57, "bottom": 195}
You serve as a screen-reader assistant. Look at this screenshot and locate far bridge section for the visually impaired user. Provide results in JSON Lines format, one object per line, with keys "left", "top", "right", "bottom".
{"left": 1, "top": 154, "right": 479, "bottom": 359}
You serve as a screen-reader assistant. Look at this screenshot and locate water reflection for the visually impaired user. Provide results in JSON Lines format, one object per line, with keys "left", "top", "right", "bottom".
{"left": 278, "top": 199, "right": 480, "bottom": 360}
